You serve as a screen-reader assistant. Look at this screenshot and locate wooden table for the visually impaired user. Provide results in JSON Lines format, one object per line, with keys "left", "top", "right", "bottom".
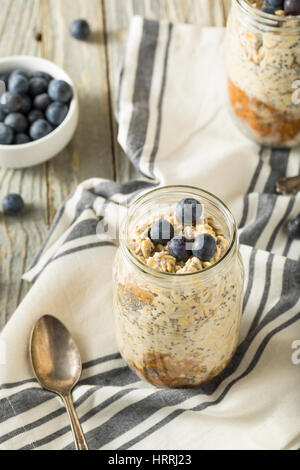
{"left": 0, "top": 0, "right": 231, "bottom": 328}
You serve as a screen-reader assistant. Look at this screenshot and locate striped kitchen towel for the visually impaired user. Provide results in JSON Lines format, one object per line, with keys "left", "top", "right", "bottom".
{"left": 0, "top": 17, "right": 299, "bottom": 450}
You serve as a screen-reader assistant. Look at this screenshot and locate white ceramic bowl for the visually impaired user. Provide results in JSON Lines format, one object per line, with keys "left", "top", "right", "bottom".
{"left": 0, "top": 56, "right": 79, "bottom": 169}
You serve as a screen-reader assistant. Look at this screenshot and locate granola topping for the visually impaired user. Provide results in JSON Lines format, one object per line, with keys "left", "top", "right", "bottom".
{"left": 129, "top": 211, "right": 229, "bottom": 274}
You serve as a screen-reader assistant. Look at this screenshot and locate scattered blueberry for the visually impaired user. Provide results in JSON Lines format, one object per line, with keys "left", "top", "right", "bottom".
{"left": 29, "top": 119, "right": 53, "bottom": 140}
{"left": 192, "top": 234, "right": 216, "bottom": 262}
{"left": 266, "top": 0, "right": 284, "bottom": 8}
{"left": 168, "top": 236, "right": 191, "bottom": 262}
{"left": 261, "top": 7, "right": 275, "bottom": 14}
{"left": 69, "top": 19, "right": 91, "bottom": 40}
{"left": 28, "top": 109, "right": 44, "bottom": 124}
{"left": 0, "top": 92, "right": 22, "bottom": 113}
{"left": 0, "top": 106, "right": 6, "bottom": 122}
{"left": 20, "top": 94, "right": 32, "bottom": 114}
{"left": 0, "top": 122, "right": 14, "bottom": 144}
{"left": 284, "top": 0, "right": 300, "bottom": 15}
{"left": 150, "top": 219, "right": 175, "bottom": 245}
{"left": 5, "top": 113, "right": 28, "bottom": 133}
{"left": 45, "top": 101, "right": 68, "bottom": 126}
{"left": 15, "top": 133, "right": 31, "bottom": 145}
{"left": 2, "top": 193, "right": 24, "bottom": 215}
{"left": 28, "top": 77, "right": 48, "bottom": 96}
{"left": 34, "top": 71, "right": 53, "bottom": 82}
{"left": 176, "top": 198, "right": 203, "bottom": 225}
{"left": 48, "top": 79, "right": 73, "bottom": 103}
{"left": 285, "top": 214, "right": 300, "bottom": 239}
{"left": 8, "top": 74, "right": 29, "bottom": 94}
{"left": 33, "top": 93, "right": 52, "bottom": 111}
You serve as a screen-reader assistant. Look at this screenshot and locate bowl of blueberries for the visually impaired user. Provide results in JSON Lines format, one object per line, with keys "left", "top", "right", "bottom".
{"left": 0, "top": 55, "right": 79, "bottom": 168}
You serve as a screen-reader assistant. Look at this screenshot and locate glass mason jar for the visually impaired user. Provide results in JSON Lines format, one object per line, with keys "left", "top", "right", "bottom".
{"left": 112, "top": 186, "right": 245, "bottom": 388}
{"left": 226, "top": 0, "right": 300, "bottom": 147}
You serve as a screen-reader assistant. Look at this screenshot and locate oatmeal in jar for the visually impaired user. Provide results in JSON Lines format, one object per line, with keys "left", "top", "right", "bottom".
{"left": 113, "top": 186, "right": 244, "bottom": 388}
{"left": 227, "top": 0, "right": 300, "bottom": 146}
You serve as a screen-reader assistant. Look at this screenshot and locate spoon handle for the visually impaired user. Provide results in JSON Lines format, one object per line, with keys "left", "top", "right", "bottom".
{"left": 62, "top": 393, "right": 89, "bottom": 450}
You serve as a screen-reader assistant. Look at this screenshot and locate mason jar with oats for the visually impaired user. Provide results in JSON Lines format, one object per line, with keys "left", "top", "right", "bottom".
{"left": 227, "top": 0, "right": 300, "bottom": 147}
{"left": 112, "top": 186, "right": 244, "bottom": 388}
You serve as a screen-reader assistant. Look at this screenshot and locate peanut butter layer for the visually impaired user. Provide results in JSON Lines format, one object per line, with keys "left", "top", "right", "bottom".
{"left": 228, "top": 79, "right": 300, "bottom": 144}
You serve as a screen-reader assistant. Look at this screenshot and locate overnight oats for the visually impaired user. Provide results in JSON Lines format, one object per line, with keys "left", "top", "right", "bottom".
{"left": 227, "top": 0, "right": 300, "bottom": 147}
{"left": 112, "top": 186, "right": 245, "bottom": 388}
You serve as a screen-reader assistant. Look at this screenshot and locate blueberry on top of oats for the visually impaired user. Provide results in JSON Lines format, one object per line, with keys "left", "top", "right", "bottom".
{"left": 284, "top": 0, "right": 300, "bottom": 15}
{"left": 266, "top": 0, "right": 284, "bottom": 8}
{"left": 261, "top": 7, "right": 276, "bottom": 13}
{"left": 150, "top": 219, "right": 174, "bottom": 245}
{"left": 176, "top": 198, "right": 203, "bottom": 225}
{"left": 193, "top": 233, "right": 217, "bottom": 262}
{"left": 168, "top": 236, "right": 191, "bottom": 262}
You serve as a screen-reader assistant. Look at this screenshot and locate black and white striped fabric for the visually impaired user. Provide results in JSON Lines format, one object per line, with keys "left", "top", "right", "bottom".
{"left": 0, "top": 17, "right": 299, "bottom": 450}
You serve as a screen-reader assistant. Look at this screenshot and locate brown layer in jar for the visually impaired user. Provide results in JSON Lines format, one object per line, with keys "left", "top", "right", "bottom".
{"left": 228, "top": 79, "right": 300, "bottom": 144}
{"left": 126, "top": 352, "right": 233, "bottom": 388}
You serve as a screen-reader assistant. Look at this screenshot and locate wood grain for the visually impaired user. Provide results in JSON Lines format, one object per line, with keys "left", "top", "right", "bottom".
{"left": 0, "top": 0, "right": 232, "bottom": 328}
{"left": 0, "top": 0, "right": 47, "bottom": 327}
{"left": 39, "top": 0, "right": 115, "bottom": 222}
{"left": 0, "top": 0, "right": 114, "bottom": 327}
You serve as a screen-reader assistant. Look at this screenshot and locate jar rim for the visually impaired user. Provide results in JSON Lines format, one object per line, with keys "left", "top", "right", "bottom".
{"left": 235, "top": 0, "right": 300, "bottom": 33}
{"left": 120, "top": 185, "right": 238, "bottom": 283}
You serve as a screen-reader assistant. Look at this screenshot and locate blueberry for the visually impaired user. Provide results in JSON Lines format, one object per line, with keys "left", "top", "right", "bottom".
{"left": 20, "top": 94, "right": 32, "bottom": 114}
{"left": 168, "top": 236, "right": 191, "bottom": 262}
{"left": 15, "top": 133, "right": 31, "bottom": 145}
{"left": 0, "top": 122, "right": 14, "bottom": 144}
{"left": 192, "top": 234, "right": 216, "bottom": 262}
{"left": 2, "top": 193, "right": 24, "bottom": 215}
{"left": 266, "top": 0, "right": 284, "bottom": 8}
{"left": 9, "top": 69, "right": 29, "bottom": 80}
{"left": 69, "top": 19, "right": 91, "bottom": 40}
{"left": 48, "top": 80, "right": 73, "bottom": 103}
{"left": 45, "top": 101, "right": 68, "bottom": 126}
{"left": 0, "top": 92, "right": 22, "bottom": 113}
{"left": 33, "top": 93, "right": 52, "bottom": 111}
{"left": 8, "top": 74, "right": 29, "bottom": 94}
{"left": 28, "top": 77, "right": 48, "bottom": 96}
{"left": 150, "top": 219, "right": 175, "bottom": 245}
{"left": 28, "top": 109, "right": 44, "bottom": 124}
{"left": 286, "top": 215, "right": 300, "bottom": 239}
{"left": 261, "top": 7, "right": 275, "bottom": 14}
{"left": 176, "top": 198, "right": 203, "bottom": 225}
{"left": 5, "top": 113, "right": 28, "bottom": 133}
{"left": 29, "top": 119, "right": 53, "bottom": 140}
{"left": 34, "top": 71, "right": 53, "bottom": 82}
{"left": 0, "top": 106, "right": 6, "bottom": 122}
{"left": 284, "top": 0, "right": 300, "bottom": 15}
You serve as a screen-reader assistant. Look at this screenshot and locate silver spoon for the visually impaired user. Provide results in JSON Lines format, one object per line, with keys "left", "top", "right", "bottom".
{"left": 30, "top": 315, "right": 88, "bottom": 450}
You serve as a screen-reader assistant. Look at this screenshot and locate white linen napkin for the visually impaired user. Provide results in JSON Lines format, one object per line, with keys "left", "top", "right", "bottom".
{"left": 0, "top": 17, "right": 299, "bottom": 450}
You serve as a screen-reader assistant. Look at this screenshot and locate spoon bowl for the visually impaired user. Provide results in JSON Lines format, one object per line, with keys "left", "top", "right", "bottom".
{"left": 30, "top": 315, "right": 88, "bottom": 450}
{"left": 30, "top": 315, "right": 82, "bottom": 395}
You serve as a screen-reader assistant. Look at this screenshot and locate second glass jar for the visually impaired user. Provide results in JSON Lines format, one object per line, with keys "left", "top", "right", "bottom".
{"left": 226, "top": 0, "right": 300, "bottom": 147}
